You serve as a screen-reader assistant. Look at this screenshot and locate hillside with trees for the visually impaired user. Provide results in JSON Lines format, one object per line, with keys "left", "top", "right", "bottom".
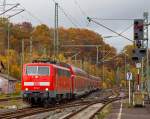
{"left": 0, "top": 18, "right": 137, "bottom": 88}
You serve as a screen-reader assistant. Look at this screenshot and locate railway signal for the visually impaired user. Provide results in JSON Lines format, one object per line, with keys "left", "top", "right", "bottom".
{"left": 134, "top": 19, "right": 144, "bottom": 41}
{"left": 132, "top": 19, "right": 146, "bottom": 62}
{"left": 132, "top": 48, "right": 146, "bottom": 62}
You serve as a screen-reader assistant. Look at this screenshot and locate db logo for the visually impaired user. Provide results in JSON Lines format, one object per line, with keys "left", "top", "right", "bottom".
{"left": 34, "top": 82, "right": 39, "bottom": 86}
{"left": 34, "top": 87, "right": 39, "bottom": 90}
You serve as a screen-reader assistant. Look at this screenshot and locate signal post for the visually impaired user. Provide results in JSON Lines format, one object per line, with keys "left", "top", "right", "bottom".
{"left": 132, "top": 13, "right": 149, "bottom": 106}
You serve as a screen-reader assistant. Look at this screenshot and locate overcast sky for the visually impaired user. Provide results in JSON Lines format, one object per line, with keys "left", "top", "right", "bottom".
{"left": 1, "top": 0, "right": 150, "bottom": 52}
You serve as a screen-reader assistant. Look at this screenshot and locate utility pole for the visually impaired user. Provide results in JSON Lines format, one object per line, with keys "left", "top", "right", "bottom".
{"left": 143, "top": 12, "right": 149, "bottom": 94}
{"left": 125, "top": 54, "right": 127, "bottom": 88}
{"left": 141, "top": 58, "right": 144, "bottom": 90}
{"left": 30, "top": 37, "right": 33, "bottom": 62}
{"left": 20, "top": 39, "right": 24, "bottom": 81}
{"left": 3, "top": 0, "right": 6, "bottom": 17}
{"left": 22, "top": 39, "right": 24, "bottom": 66}
{"left": 54, "top": 3, "right": 59, "bottom": 58}
{"left": 96, "top": 46, "right": 99, "bottom": 66}
{"left": 7, "top": 22, "right": 10, "bottom": 79}
{"left": 21, "top": 39, "right": 24, "bottom": 80}
{"left": 103, "top": 45, "right": 105, "bottom": 82}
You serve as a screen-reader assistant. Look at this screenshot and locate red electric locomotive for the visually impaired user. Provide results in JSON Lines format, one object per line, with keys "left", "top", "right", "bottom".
{"left": 22, "top": 60, "right": 101, "bottom": 107}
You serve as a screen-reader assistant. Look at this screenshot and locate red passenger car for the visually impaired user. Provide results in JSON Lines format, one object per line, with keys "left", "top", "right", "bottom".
{"left": 71, "top": 67, "right": 101, "bottom": 97}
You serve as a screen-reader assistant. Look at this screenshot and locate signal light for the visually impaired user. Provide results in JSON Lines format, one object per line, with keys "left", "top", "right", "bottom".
{"left": 132, "top": 56, "right": 139, "bottom": 61}
{"left": 134, "top": 33, "right": 138, "bottom": 39}
{"left": 136, "top": 40, "right": 142, "bottom": 48}
{"left": 134, "top": 19, "right": 144, "bottom": 41}
{"left": 132, "top": 48, "right": 146, "bottom": 62}
{"left": 139, "top": 48, "right": 146, "bottom": 55}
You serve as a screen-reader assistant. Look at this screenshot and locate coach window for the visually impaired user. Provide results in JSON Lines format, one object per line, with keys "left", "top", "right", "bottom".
{"left": 26, "top": 66, "right": 37, "bottom": 75}
{"left": 38, "top": 66, "right": 50, "bottom": 75}
{"left": 64, "top": 70, "right": 67, "bottom": 77}
{"left": 58, "top": 69, "right": 62, "bottom": 77}
{"left": 67, "top": 71, "right": 71, "bottom": 78}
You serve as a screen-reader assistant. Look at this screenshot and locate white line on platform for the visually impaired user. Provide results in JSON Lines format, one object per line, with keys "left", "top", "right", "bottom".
{"left": 117, "top": 101, "right": 123, "bottom": 119}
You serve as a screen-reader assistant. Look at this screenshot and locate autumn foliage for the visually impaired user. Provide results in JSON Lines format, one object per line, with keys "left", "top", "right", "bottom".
{"left": 0, "top": 18, "right": 137, "bottom": 88}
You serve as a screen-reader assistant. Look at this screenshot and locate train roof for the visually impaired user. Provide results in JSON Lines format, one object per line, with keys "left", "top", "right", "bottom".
{"left": 24, "top": 63, "right": 53, "bottom": 66}
{"left": 71, "top": 66, "right": 87, "bottom": 75}
{"left": 25, "top": 59, "right": 101, "bottom": 80}
{"left": 89, "top": 75, "right": 101, "bottom": 80}
{"left": 24, "top": 62, "right": 70, "bottom": 71}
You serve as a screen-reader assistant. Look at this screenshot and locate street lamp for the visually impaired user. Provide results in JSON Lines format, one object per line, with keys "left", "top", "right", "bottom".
{"left": 103, "top": 35, "right": 119, "bottom": 39}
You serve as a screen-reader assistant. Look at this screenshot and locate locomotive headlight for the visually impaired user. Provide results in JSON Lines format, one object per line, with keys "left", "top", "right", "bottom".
{"left": 25, "top": 88, "right": 28, "bottom": 91}
{"left": 45, "top": 88, "right": 48, "bottom": 91}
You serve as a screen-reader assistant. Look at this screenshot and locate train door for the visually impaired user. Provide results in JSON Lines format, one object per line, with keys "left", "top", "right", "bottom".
{"left": 71, "top": 75, "right": 74, "bottom": 94}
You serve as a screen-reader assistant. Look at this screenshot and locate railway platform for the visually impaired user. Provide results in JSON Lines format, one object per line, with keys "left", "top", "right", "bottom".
{"left": 105, "top": 99, "right": 150, "bottom": 119}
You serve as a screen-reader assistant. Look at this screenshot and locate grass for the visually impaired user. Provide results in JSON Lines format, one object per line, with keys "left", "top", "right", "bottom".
{"left": 123, "top": 99, "right": 134, "bottom": 108}
{"left": 0, "top": 92, "right": 21, "bottom": 99}
{"left": 0, "top": 105, "right": 5, "bottom": 109}
{"left": 95, "top": 104, "right": 112, "bottom": 119}
{"left": 0, "top": 99, "right": 23, "bottom": 109}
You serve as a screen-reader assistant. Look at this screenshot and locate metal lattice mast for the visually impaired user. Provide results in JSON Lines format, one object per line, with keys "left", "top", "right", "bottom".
{"left": 56, "top": 3, "right": 59, "bottom": 56}
{"left": 54, "top": 3, "right": 59, "bottom": 58}
{"left": 143, "top": 12, "right": 149, "bottom": 93}
{"left": 21, "top": 39, "right": 24, "bottom": 81}
{"left": 30, "top": 37, "right": 33, "bottom": 62}
{"left": 3, "top": 0, "right": 6, "bottom": 17}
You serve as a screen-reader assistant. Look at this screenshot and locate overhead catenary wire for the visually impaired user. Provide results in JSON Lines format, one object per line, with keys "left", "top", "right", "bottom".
{"left": 7, "top": 9, "right": 24, "bottom": 19}
{"left": 0, "top": 3, "right": 17, "bottom": 6}
{"left": 2, "top": 0, "right": 44, "bottom": 25}
{"left": 87, "top": 17, "right": 133, "bottom": 42}
{"left": 106, "top": 24, "right": 133, "bottom": 38}
{"left": 92, "top": 18, "right": 137, "bottom": 21}
{"left": 11, "top": 0, "right": 44, "bottom": 24}
{"left": 18, "top": 4, "right": 43, "bottom": 24}
{"left": 73, "top": 0, "right": 90, "bottom": 27}
{"left": 0, "top": 3, "right": 19, "bottom": 16}
{"left": 73, "top": 0, "right": 87, "bottom": 17}
{"left": 57, "top": 5, "right": 79, "bottom": 27}
{"left": 119, "top": 24, "right": 133, "bottom": 35}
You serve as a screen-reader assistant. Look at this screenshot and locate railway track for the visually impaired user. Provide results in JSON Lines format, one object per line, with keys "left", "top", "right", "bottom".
{"left": 0, "top": 99, "right": 98, "bottom": 119}
{"left": 0, "top": 96, "right": 22, "bottom": 102}
{"left": 0, "top": 90, "right": 115, "bottom": 119}
{"left": 62, "top": 96, "right": 125, "bottom": 119}
{"left": 0, "top": 98, "right": 113, "bottom": 118}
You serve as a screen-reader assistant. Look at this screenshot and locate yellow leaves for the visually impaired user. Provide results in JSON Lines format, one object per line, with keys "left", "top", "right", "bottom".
{"left": 0, "top": 49, "right": 21, "bottom": 79}
{"left": 123, "top": 44, "right": 134, "bottom": 57}
{"left": 57, "top": 54, "right": 66, "bottom": 61}
{"left": 10, "top": 64, "right": 21, "bottom": 79}
{"left": 15, "top": 82, "right": 21, "bottom": 93}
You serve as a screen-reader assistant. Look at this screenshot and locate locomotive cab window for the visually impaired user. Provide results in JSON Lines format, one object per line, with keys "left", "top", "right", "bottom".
{"left": 26, "top": 66, "right": 50, "bottom": 76}
{"left": 26, "top": 66, "right": 37, "bottom": 75}
{"left": 38, "top": 66, "right": 49, "bottom": 75}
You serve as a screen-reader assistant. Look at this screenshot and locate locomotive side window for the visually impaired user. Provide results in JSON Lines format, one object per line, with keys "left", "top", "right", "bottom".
{"left": 26, "top": 66, "right": 37, "bottom": 75}
{"left": 57, "top": 68, "right": 71, "bottom": 78}
{"left": 38, "top": 66, "right": 50, "bottom": 75}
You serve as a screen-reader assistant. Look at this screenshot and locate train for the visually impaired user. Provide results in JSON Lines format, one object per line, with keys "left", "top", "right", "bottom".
{"left": 22, "top": 59, "right": 102, "bottom": 107}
